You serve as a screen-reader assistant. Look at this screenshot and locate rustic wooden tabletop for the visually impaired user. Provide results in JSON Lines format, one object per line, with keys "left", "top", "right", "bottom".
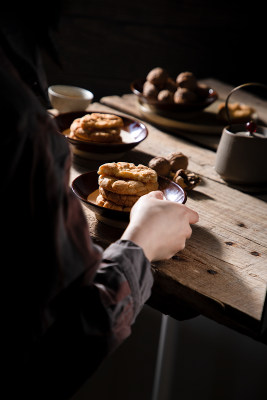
{"left": 68, "top": 79, "right": 267, "bottom": 343}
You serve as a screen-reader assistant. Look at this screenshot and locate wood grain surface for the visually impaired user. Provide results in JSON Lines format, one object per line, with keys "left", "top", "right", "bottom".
{"left": 100, "top": 79, "right": 267, "bottom": 151}
{"left": 68, "top": 96, "right": 267, "bottom": 342}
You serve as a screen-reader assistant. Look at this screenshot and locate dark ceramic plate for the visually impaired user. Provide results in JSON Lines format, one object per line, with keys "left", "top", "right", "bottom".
{"left": 71, "top": 170, "right": 187, "bottom": 227}
{"left": 130, "top": 79, "right": 218, "bottom": 113}
{"left": 54, "top": 111, "right": 148, "bottom": 160}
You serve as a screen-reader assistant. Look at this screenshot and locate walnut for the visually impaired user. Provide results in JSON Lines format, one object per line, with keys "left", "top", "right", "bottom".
{"left": 174, "top": 87, "right": 197, "bottom": 104}
{"left": 166, "top": 152, "right": 189, "bottom": 171}
{"left": 148, "top": 156, "right": 171, "bottom": 176}
{"left": 146, "top": 67, "right": 168, "bottom": 88}
{"left": 176, "top": 71, "right": 197, "bottom": 90}
{"left": 142, "top": 81, "right": 159, "bottom": 99}
{"left": 173, "top": 169, "right": 201, "bottom": 190}
{"left": 165, "top": 77, "right": 177, "bottom": 93}
{"left": 173, "top": 171, "right": 188, "bottom": 189}
{"left": 186, "top": 171, "right": 201, "bottom": 189}
{"left": 157, "top": 89, "right": 174, "bottom": 103}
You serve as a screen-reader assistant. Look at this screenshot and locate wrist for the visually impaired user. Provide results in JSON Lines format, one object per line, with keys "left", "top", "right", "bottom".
{"left": 121, "top": 225, "right": 154, "bottom": 262}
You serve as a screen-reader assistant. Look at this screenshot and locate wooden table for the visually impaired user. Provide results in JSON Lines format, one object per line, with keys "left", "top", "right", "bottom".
{"left": 69, "top": 78, "right": 267, "bottom": 343}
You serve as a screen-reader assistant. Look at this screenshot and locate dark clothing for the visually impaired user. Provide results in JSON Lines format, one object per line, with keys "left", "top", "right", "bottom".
{"left": 1, "top": 35, "right": 153, "bottom": 399}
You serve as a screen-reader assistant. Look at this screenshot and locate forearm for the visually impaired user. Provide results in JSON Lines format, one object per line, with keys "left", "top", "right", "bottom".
{"left": 98, "top": 240, "right": 153, "bottom": 324}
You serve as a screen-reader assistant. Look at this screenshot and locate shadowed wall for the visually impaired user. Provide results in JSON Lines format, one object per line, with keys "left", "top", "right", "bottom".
{"left": 43, "top": 0, "right": 266, "bottom": 101}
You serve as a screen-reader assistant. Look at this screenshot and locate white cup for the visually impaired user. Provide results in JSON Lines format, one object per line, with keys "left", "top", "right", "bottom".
{"left": 48, "top": 85, "right": 94, "bottom": 113}
{"left": 215, "top": 124, "right": 267, "bottom": 186}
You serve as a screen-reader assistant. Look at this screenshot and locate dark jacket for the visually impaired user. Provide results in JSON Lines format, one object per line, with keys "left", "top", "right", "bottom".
{"left": 0, "top": 18, "right": 153, "bottom": 399}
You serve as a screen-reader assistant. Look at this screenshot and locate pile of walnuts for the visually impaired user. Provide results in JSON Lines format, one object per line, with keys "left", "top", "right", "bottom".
{"left": 148, "top": 152, "right": 201, "bottom": 190}
{"left": 142, "top": 67, "right": 209, "bottom": 104}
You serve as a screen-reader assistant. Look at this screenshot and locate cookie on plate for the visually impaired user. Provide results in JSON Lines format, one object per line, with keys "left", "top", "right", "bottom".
{"left": 96, "top": 193, "right": 132, "bottom": 212}
{"left": 72, "top": 127, "right": 122, "bottom": 143}
{"left": 217, "top": 102, "right": 255, "bottom": 123}
{"left": 81, "top": 113, "right": 124, "bottom": 131}
{"left": 96, "top": 161, "right": 159, "bottom": 212}
{"left": 98, "top": 162, "right": 158, "bottom": 183}
{"left": 98, "top": 175, "right": 159, "bottom": 196}
{"left": 99, "top": 186, "right": 140, "bottom": 207}
{"left": 68, "top": 113, "right": 123, "bottom": 143}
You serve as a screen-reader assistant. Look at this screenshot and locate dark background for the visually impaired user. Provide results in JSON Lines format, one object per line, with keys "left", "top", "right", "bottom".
{"left": 43, "top": 0, "right": 267, "bottom": 101}
{"left": 41, "top": 4, "right": 267, "bottom": 399}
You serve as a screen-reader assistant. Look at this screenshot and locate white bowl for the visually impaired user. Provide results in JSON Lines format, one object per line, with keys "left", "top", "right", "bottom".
{"left": 48, "top": 85, "right": 94, "bottom": 113}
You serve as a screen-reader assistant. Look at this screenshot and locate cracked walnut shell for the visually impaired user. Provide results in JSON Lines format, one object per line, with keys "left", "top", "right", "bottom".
{"left": 173, "top": 169, "right": 201, "bottom": 190}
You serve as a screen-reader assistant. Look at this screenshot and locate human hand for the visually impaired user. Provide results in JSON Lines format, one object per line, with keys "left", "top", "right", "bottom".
{"left": 121, "top": 191, "right": 199, "bottom": 261}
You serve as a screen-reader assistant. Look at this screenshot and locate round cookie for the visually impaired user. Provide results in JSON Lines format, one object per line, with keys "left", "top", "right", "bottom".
{"left": 217, "top": 102, "right": 255, "bottom": 123}
{"left": 81, "top": 113, "right": 124, "bottom": 131}
{"left": 99, "top": 187, "right": 140, "bottom": 207}
{"left": 69, "top": 116, "right": 122, "bottom": 143}
{"left": 98, "top": 162, "right": 158, "bottom": 183}
{"left": 98, "top": 175, "right": 159, "bottom": 196}
{"left": 96, "top": 194, "right": 131, "bottom": 212}
{"left": 70, "top": 117, "right": 82, "bottom": 132}
{"left": 73, "top": 127, "right": 122, "bottom": 143}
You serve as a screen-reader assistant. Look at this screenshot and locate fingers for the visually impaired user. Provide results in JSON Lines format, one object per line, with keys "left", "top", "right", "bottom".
{"left": 134, "top": 190, "right": 199, "bottom": 227}
{"left": 185, "top": 206, "right": 199, "bottom": 224}
{"left": 145, "top": 190, "right": 164, "bottom": 200}
{"left": 124, "top": 190, "right": 199, "bottom": 261}
{"left": 185, "top": 225, "right": 193, "bottom": 239}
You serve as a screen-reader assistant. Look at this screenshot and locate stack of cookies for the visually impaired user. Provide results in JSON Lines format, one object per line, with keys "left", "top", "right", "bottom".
{"left": 69, "top": 112, "right": 124, "bottom": 143}
{"left": 95, "top": 162, "right": 159, "bottom": 211}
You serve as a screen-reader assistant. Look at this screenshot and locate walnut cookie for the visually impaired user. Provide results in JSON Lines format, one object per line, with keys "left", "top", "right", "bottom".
{"left": 94, "top": 162, "right": 159, "bottom": 212}
{"left": 81, "top": 113, "right": 124, "bottom": 131}
{"left": 98, "top": 175, "right": 159, "bottom": 196}
{"left": 99, "top": 186, "right": 140, "bottom": 207}
{"left": 217, "top": 102, "right": 255, "bottom": 123}
{"left": 71, "top": 127, "right": 122, "bottom": 143}
{"left": 68, "top": 113, "right": 123, "bottom": 143}
{"left": 98, "top": 162, "right": 158, "bottom": 183}
{"left": 96, "top": 194, "right": 132, "bottom": 212}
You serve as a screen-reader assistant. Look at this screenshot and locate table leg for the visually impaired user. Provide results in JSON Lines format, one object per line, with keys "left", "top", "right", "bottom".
{"left": 151, "top": 314, "right": 179, "bottom": 400}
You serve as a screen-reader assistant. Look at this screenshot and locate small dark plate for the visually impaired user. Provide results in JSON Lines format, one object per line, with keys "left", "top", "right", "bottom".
{"left": 130, "top": 79, "right": 218, "bottom": 113}
{"left": 54, "top": 111, "right": 148, "bottom": 160}
{"left": 71, "top": 170, "right": 187, "bottom": 227}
